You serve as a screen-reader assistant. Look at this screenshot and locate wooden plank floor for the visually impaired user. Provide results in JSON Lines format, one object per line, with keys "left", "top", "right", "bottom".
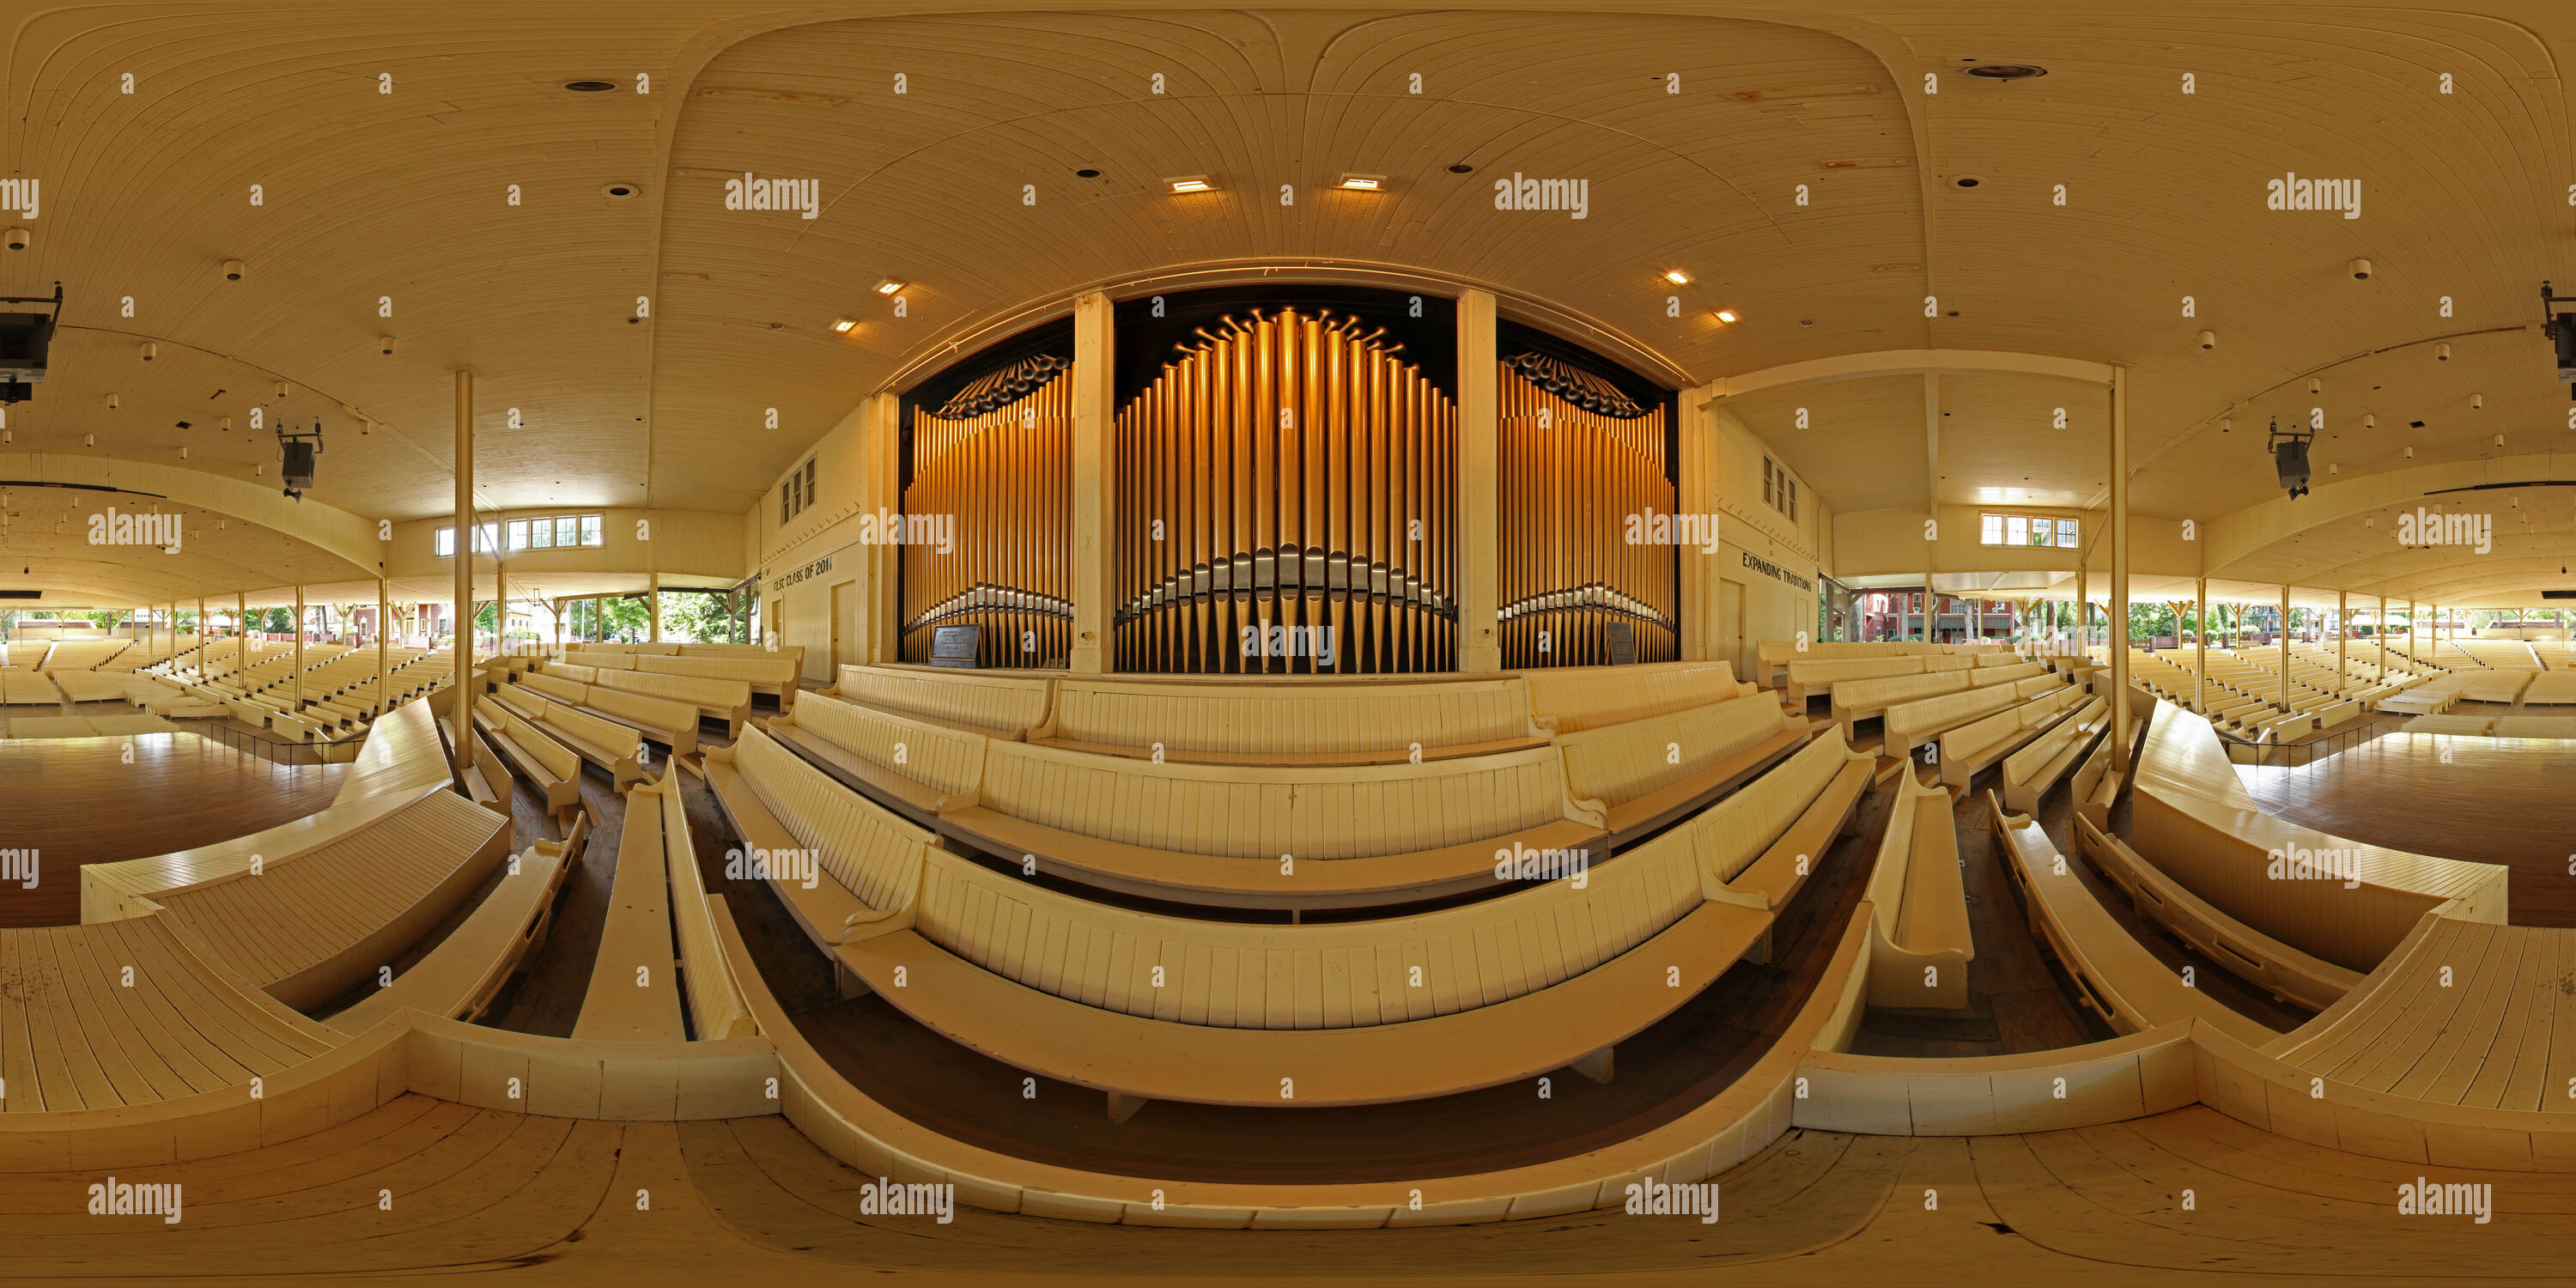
{"left": 2241, "top": 730, "right": 2576, "bottom": 926}
{"left": 5, "top": 1093, "right": 2573, "bottom": 1283}
{"left": 0, "top": 720, "right": 345, "bottom": 927}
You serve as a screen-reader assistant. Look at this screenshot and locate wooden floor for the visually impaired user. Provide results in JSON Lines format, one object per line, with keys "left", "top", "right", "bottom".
{"left": 0, "top": 714, "right": 345, "bottom": 927}
{"left": 3, "top": 1092, "right": 2572, "bottom": 1284}
{"left": 2242, "top": 729, "right": 2576, "bottom": 927}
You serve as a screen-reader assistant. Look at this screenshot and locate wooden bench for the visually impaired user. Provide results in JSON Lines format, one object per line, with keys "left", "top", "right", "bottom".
{"left": 1879, "top": 680, "right": 2025, "bottom": 756}
{"left": 1935, "top": 683, "right": 2083, "bottom": 787}
{"left": 461, "top": 726, "right": 514, "bottom": 816}
{"left": 627, "top": 651, "right": 799, "bottom": 707}
{"left": 580, "top": 684, "right": 702, "bottom": 756}
{"left": 558, "top": 662, "right": 751, "bottom": 738}
{"left": 660, "top": 757, "right": 757, "bottom": 1039}
{"left": 762, "top": 690, "right": 986, "bottom": 828}
{"left": 322, "top": 820, "right": 585, "bottom": 1034}
{"left": 1556, "top": 690, "right": 1810, "bottom": 846}
{"left": 1987, "top": 795, "right": 2281, "bottom": 1048}
{"left": 2073, "top": 813, "right": 2362, "bottom": 1013}
{"left": 1862, "top": 772, "right": 1973, "bottom": 1008}
{"left": 1709, "top": 730, "right": 1877, "bottom": 959}
{"left": 939, "top": 737, "right": 1608, "bottom": 908}
{"left": 835, "top": 663, "right": 1049, "bottom": 738}
{"left": 1521, "top": 660, "right": 1756, "bottom": 733}
{"left": 516, "top": 670, "right": 587, "bottom": 705}
{"left": 704, "top": 724, "right": 1775, "bottom": 1112}
{"left": 1831, "top": 670, "right": 1975, "bottom": 741}
{"left": 1783, "top": 656, "right": 1935, "bottom": 705}
{"left": 2001, "top": 696, "right": 2110, "bottom": 813}
{"left": 150, "top": 788, "right": 515, "bottom": 1011}
{"left": 476, "top": 705, "right": 584, "bottom": 821}
{"left": 2129, "top": 699, "right": 2506, "bottom": 971}
{"left": 573, "top": 779, "right": 686, "bottom": 1041}
{"left": 524, "top": 690, "right": 650, "bottom": 790}
{"left": 1030, "top": 675, "right": 1549, "bottom": 765}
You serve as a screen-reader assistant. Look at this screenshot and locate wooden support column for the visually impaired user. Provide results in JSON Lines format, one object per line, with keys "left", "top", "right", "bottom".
{"left": 2194, "top": 575, "right": 2208, "bottom": 714}
{"left": 1067, "top": 292, "right": 1116, "bottom": 673}
{"left": 2108, "top": 366, "right": 2131, "bottom": 773}
{"left": 1455, "top": 288, "right": 1501, "bottom": 671}
{"left": 2279, "top": 584, "right": 2292, "bottom": 709}
{"left": 2337, "top": 589, "right": 2348, "bottom": 692}
{"left": 1923, "top": 373, "right": 1941, "bottom": 647}
{"left": 858, "top": 392, "right": 902, "bottom": 665}
{"left": 1678, "top": 390, "right": 1721, "bottom": 660}
{"left": 648, "top": 573, "right": 660, "bottom": 645}
{"left": 293, "top": 584, "right": 306, "bottom": 714}
{"left": 2379, "top": 593, "right": 2388, "bottom": 675}
{"left": 453, "top": 368, "right": 475, "bottom": 769}
{"left": 237, "top": 592, "right": 247, "bottom": 667}
{"left": 378, "top": 577, "right": 389, "bottom": 714}
{"left": 495, "top": 525, "right": 507, "bottom": 657}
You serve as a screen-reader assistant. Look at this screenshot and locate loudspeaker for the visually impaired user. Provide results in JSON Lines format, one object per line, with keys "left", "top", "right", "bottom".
{"left": 2275, "top": 437, "right": 2312, "bottom": 496}
{"left": 281, "top": 439, "right": 316, "bottom": 493}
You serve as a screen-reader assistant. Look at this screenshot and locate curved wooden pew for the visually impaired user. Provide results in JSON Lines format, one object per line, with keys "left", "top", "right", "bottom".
{"left": 762, "top": 690, "right": 985, "bottom": 827}
{"left": 1795, "top": 1024, "right": 2197, "bottom": 1136}
{"left": 555, "top": 662, "right": 750, "bottom": 737}
{"left": 574, "top": 779, "right": 686, "bottom": 1042}
{"left": 1520, "top": 659, "right": 1756, "bottom": 733}
{"left": 149, "top": 788, "right": 515, "bottom": 1011}
{"left": 2128, "top": 700, "right": 2507, "bottom": 971}
{"left": 1883, "top": 672, "right": 2067, "bottom": 756}
{"left": 1987, "top": 796, "right": 2281, "bottom": 1048}
{"left": 937, "top": 737, "right": 1608, "bottom": 908}
{"left": 699, "top": 724, "right": 1816, "bottom": 1110}
{"left": 475, "top": 706, "right": 583, "bottom": 820}
{"left": 2073, "top": 814, "right": 2362, "bottom": 1013}
{"left": 1832, "top": 661, "right": 2047, "bottom": 739}
{"left": 2000, "top": 696, "right": 2110, "bottom": 813}
{"left": 1936, "top": 682, "right": 2085, "bottom": 787}
{"left": 1862, "top": 772, "right": 1972, "bottom": 1008}
{"left": 1557, "top": 690, "right": 1809, "bottom": 845}
{"left": 836, "top": 662, "right": 1049, "bottom": 737}
{"left": 323, "top": 824, "right": 583, "bottom": 1035}
{"left": 1030, "top": 675, "right": 1549, "bottom": 765}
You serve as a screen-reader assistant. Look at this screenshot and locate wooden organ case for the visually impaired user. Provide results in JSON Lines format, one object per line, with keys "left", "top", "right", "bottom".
{"left": 1498, "top": 350, "right": 1679, "bottom": 667}
{"left": 1114, "top": 307, "right": 1458, "bottom": 674}
{"left": 898, "top": 353, "right": 1074, "bottom": 667}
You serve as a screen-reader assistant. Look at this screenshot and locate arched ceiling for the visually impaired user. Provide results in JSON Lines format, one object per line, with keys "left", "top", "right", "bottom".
{"left": 0, "top": 2, "right": 2572, "bottom": 609}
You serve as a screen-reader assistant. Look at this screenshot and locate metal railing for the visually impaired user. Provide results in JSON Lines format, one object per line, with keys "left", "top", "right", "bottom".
{"left": 190, "top": 717, "right": 363, "bottom": 768}
{"left": 2215, "top": 718, "right": 2379, "bottom": 769}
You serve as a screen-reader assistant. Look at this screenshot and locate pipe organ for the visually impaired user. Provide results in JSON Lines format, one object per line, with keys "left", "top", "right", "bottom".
{"left": 1114, "top": 307, "right": 1457, "bottom": 673}
{"left": 1498, "top": 352, "right": 1678, "bottom": 667}
{"left": 899, "top": 354, "right": 1074, "bottom": 667}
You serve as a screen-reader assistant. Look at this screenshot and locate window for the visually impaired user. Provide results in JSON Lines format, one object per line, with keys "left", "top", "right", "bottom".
{"left": 782, "top": 457, "right": 819, "bottom": 523}
{"left": 1980, "top": 512, "right": 2080, "bottom": 549}
{"left": 1761, "top": 457, "right": 1796, "bottom": 522}
{"left": 436, "top": 515, "right": 598, "bottom": 556}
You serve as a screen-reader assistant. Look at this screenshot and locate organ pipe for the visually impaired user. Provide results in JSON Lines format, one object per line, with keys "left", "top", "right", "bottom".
{"left": 1498, "top": 355, "right": 1677, "bottom": 667}
{"left": 899, "top": 355, "right": 1073, "bottom": 667}
{"left": 1114, "top": 307, "right": 1457, "bottom": 674}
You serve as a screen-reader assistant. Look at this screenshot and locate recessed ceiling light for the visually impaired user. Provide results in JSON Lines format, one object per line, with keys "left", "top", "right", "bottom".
{"left": 602, "top": 183, "right": 640, "bottom": 199}
{"left": 1075, "top": 167, "right": 1102, "bottom": 179}
{"left": 831, "top": 318, "right": 857, "bottom": 333}
{"left": 1167, "top": 176, "right": 1214, "bottom": 194}
{"left": 1714, "top": 309, "right": 1739, "bottom": 323}
{"left": 1662, "top": 269, "right": 1691, "bottom": 285}
{"left": 563, "top": 80, "right": 617, "bottom": 93}
{"left": 1336, "top": 173, "right": 1384, "bottom": 191}
{"left": 1448, "top": 162, "right": 1475, "bottom": 174}
{"left": 1953, "top": 176, "right": 1982, "bottom": 189}
{"left": 1965, "top": 64, "right": 2048, "bottom": 80}
{"left": 874, "top": 279, "right": 903, "bottom": 295}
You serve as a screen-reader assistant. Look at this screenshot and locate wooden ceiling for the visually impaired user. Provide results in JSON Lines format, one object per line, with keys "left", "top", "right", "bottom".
{"left": 2, "top": 2, "right": 2572, "bottom": 605}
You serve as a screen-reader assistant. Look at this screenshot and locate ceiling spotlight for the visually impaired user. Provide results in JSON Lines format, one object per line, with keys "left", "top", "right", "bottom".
{"left": 2437, "top": 342, "right": 2451, "bottom": 361}
{"left": 1167, "top": 176, "right": 1214, "bottom": 194}
{"left": 874, "top": 279, "right": 903, "bottom": 295}
{"left": 563, "top": 80, "right": 617, "bottom": 93}
{"left": 2308, "top": 378, "right": 2322, "bottom": 395}
{"left": 222, "top": 258, "right": 246, "bottom": 281}
{"left": 1662, "top": 269, "right": 1691, "bottom": 285}
{"left": 2473, "top": 393, "right": 2485, "bottom": 410}
{"left": 1965, "top": 64, "right": 2048, "bottom": 80}
{"left": 1335, "top": 173, "right": 1384, "bottom": 191}
{"left": 2363, "top": 414, "right": 2375, "bottom": 430}
{"left": 831, "top": 318, "right": 858, "bottom": 333}
{"left": 1713, "top": 309, "right": 1739, "bottom": 324}
{"left": 2198, "top": 331, "right": 2215, "bottom": 349}
{"left": 140, "top": 342, "right": 155, "bottom": 361}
